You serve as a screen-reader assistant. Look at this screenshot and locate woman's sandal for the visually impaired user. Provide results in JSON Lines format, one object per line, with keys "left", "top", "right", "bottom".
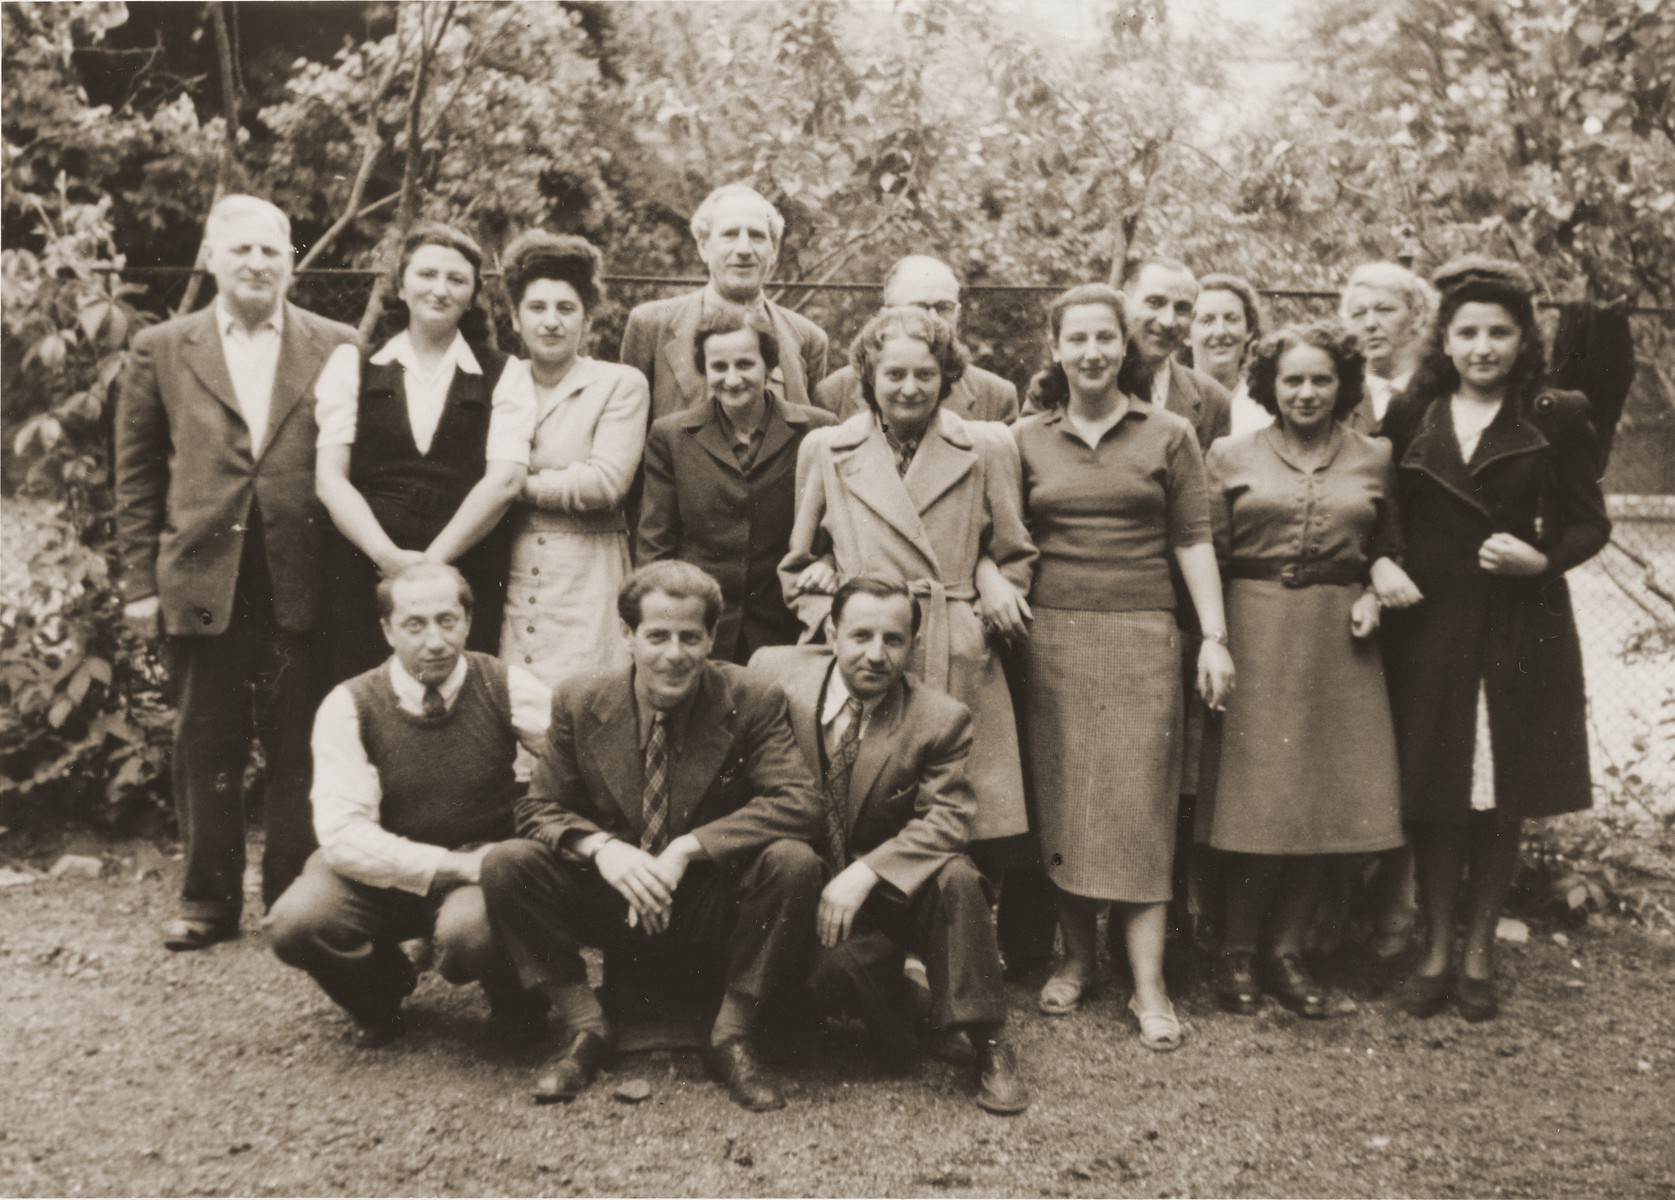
{"left": 1127, "top": 996, "right": 1184, "bottom": 1052}
{"left": 1037, "top": 970, "right": 1092, "bottom": 1016}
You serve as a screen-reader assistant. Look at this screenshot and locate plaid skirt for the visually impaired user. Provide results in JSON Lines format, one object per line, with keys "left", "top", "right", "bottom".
{"left": 1023, "top": 607, "right": 1181, "bottom": 903}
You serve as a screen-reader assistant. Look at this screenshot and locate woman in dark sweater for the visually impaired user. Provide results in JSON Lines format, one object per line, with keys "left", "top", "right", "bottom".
{"left": 1381, "top": 257, "right": 1610, "bottom": 1023}
{"left": 315, "top": 223, "right": 533, "bottom": 684}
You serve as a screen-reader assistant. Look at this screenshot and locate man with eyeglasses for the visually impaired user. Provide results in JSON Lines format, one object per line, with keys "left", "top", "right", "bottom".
{"left": 814, "top": 255, "right": 1019, "bottom": 424}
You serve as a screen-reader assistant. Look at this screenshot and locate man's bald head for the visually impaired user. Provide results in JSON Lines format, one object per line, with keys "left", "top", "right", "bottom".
{"left": 882, "top": 255, "right": 962, "bottom": 330}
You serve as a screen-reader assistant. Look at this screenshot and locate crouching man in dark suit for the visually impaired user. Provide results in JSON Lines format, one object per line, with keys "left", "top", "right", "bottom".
{"left": 267, "top": 562, "right": 551, "bottom": 1047}
{"left": 481, "top": 560, "right": 824, "bottom": 1111}
{"left": 750, "top": 574, "right": 1029, "bottom": 1115}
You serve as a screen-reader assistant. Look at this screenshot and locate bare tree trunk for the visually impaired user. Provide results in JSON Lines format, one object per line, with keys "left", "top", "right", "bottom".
{"left": 174, "top": 0, "right": 244, "bottom": 316}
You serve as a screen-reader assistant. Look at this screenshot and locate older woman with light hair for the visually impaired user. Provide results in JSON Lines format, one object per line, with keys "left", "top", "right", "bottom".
{"left": 1339, "top": 261, "right": 1437, "bottom": 429}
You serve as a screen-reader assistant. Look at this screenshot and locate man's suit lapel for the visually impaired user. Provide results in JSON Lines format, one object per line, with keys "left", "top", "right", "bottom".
{"left": 847, "top": 679, "right": 905, "bottom": 831}
{"left": 260, "top": 302, "right": 325, "bottom": 461}
{"left": 585, "top": 680, "right": 647, "bottom": 832}
{"left": 670, "top": 666, "right": 734, "bottom": 836}
{"left": 180, "top": 309, "right": 250, "bottom": 451}
{"left": 766, "top": 301, "right": 806, "bottom": 401}
{"left": 659, "top": 294, "right": 707, "bottom": 409}
{"left": 1166, "top": 366, "right": 1203, "bottom": 430}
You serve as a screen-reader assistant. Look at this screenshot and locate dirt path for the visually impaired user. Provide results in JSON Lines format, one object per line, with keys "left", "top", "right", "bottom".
{"left": 2, "top": 844, "right": 1672, "bottom": 1199}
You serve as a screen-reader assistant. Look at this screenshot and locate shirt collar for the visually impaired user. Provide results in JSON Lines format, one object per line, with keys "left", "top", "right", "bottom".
{"left": 215, "top": 297, "right": 283, "bottom": 338}
{"left": 820, "top": 663, "right": 887, "bottom": 726}
{"left": 1149, "top": 357, "right": 1173, "bottom": 408}
{"left": 370, "top": 330, "right": 482, "bottom": 376}
{"left": 702, "top": 284, "right": 769, "bottom": 323}
{"left": 388, "top": 653, "right": 469, "bottom": 710}
{"left": 630, "top": 668, "right": 698, "bottom": 750}
{"left": 1043, "top": 395, "right": 1150, "bottom": 434}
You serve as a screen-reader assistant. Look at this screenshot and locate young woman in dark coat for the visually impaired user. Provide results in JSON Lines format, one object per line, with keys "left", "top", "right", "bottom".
{"left": 1380, "top": 257, "right": 1610, "bottom": 1023}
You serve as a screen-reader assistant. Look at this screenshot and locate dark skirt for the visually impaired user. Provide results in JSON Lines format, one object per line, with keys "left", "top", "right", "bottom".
{"left": 1200, "top": 580, "right": 1404, "bottom": 855}
{"left": 1024, "top": 608, "right": 1180, "bottom": 903}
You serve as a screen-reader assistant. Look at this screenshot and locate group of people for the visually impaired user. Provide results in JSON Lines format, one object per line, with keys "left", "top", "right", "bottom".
{"left": 113, "top": 181, "right": 1619, "bottom": 1116}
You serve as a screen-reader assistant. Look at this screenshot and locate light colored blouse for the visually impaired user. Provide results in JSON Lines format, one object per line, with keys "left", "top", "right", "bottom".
{"left": 315, "top": 331, "right": 534, "bottom": 465}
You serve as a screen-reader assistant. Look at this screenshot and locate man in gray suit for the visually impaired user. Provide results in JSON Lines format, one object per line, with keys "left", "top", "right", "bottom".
{"left": 814, "top": 256, "right": 1019, "bottom": 424}
{"left": 115, "top": 194, "right": 357, "bottom": 950}
{"left": 619, "top": 183, "right": 828, "bottom": 422}
{"left": 1120, "top": 256, "right": 1232, "bottom": 451}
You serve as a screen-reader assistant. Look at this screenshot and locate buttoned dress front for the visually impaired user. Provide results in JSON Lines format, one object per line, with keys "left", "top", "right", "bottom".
{"left": 1199, "top": 427, "right": 1405, "bottom": 855}
{"left": 498, "top": 356, "right": 648, "bottom": 692}
{"left": 1013, "top": 401, "right": 1211, "bottom": 903}
{"left": 780, "top": 408, "right": 1036, "bottom": 842}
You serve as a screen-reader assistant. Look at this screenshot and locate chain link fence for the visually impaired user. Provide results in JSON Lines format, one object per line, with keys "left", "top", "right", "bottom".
{"left": 111, "top": 266, "right": 1675, "bottom": 809}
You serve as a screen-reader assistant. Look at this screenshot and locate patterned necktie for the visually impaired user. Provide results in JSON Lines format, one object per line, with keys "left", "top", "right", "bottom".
{"left": 641, "top": 712, "right": 670, "bottom": 854}
{"left": 422, "top": 684, "right": 446, "bottom": 719}
{"left": 821, "top": 697, "right": 864, "bottom": 872}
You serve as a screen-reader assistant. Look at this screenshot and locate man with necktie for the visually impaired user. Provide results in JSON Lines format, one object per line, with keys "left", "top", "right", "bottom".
{"left": 481, "top": 561, "right": 824, "bottom": 1111}
{"left": 267, "top": 562, "right": 552, "bottom": 1047}
{"left": 114, "top": 194, "right": 358, "bottom": 949}
{"left": 750, "top": 573, "right": 1029, "bottom": 1115}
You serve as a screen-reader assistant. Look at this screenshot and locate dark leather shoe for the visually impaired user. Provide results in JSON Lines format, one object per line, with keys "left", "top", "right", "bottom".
{"left": 1454, "top": 975, "right": 1499, "bottom": 1023}
{"left": 921, "top": 1023, "right": 976, "bottom": 1065}
{"left": 163, "top": 917, "right": 236, "bottom": 952}
{"left": 1266, "top": 954, "right": 1327, "bottom": 1019}
{"left": 1399, "top": 971, "right": 1451, "bottom": 1019}
{"left": 533, "top": 1030, "right": 612, "bottom": 1104}
{"left": 1215, "top": 950, "right": 1261, "bottom": 1015}
{"left": 973, "top": 1037, "right": 1030, "bottom": 1115}
{"left": 703, "top": 1037, "right": 784, "bottom": 1112}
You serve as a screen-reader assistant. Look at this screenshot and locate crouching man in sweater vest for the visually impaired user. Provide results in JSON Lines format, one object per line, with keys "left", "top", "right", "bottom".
{"left": 268, "top": 561, "right": 552, "bottom": 1047}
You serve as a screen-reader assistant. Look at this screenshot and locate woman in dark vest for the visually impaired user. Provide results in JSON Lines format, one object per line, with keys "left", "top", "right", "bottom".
{"left": 315, "top": 222, "right": 533, "bottom": 684}
{"left": 1381, "top": 257, "right": 1609, "bottom": 1023}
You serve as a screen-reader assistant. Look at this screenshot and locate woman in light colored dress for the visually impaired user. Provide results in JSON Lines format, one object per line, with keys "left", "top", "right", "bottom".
{"left": 1012, "top": 284, "right": 1234, "bottom": 1050}
{"left": 1203, "top": 323, "right": 1418, "bottom": 1019}
{"left": 496, "top": 230, "right": 647, "bottom": 690}
{"left": 1188, "top": 273, "right": 1269, "bottom": 438}
{"left": 780, "top": 306, "right": 1036, "bottom": 849}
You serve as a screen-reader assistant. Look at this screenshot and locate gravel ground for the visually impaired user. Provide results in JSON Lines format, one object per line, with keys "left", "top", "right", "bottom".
{"left": 2, "top": 840, "right": 1673, "bottom": 1199}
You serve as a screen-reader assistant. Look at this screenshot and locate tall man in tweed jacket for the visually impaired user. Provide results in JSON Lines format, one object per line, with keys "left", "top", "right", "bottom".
{"left": 619, "top": 183, "right": 828, "bottom": 422}
{"left": 114, "top": 195, "right": 358, "bottom": 950}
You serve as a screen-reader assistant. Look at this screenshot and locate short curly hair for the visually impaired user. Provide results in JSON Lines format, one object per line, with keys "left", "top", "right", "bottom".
{"left": 1246, "top": 322, "right": 1367, "bottom": 424}
{"left": 691, "top": 306, "right": 781, "bottom": 378}
{"left": 502, "top": 229, "right": 604, "bottom": 312}
{"left": 1339, "top": 261, "right": 1438, "bottom": 333}
{"left": 1183, "top": 273, "right": 1264, "bottom": 371}
{"left": 850, "top": 306, "right": 968, "bottom": 414}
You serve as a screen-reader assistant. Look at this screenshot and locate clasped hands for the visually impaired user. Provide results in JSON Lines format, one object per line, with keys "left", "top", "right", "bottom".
{"left": 594, "top": 834, "right": 702, "bottom": 935}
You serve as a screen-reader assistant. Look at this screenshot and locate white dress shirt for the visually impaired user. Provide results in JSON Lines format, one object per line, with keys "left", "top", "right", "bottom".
{"left": 820, "top": 666, "right": 879, "bottom": 762}
{"left": 314, "top": 331, "right": 535, "bottom": 465}
{"left": 309, "top": 655, "right": 552, "bottom": 894}
{"left": 1228, "top": 379, "right": 1273, "bottom": 437}
{"left": 215, "top": 298, "right": 284, "bottom": 456}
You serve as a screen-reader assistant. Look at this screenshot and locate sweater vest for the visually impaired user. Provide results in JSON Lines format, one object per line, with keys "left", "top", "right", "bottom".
{"left": 346, "top": 651, "right": 520, "bottom": 849}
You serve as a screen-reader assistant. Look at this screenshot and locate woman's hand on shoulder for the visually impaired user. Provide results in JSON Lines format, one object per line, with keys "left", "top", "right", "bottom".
{"left": 1478, "top": 532, "right": 1549, "bottom": 577}
{"left": 1370, "top": 557, "right": 1422, "bottom": 607}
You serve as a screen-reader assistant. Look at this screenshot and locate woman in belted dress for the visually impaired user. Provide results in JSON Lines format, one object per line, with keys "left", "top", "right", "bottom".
{"left": 495, "top": 230, "right": 647, "bottom": 693}
{"left": 315, "top": 222, "right": 532, "bottom": 684}
{"left": 1012, "top": 284, "right": 1235, "bottom": 1050}
{"left": 779, "top": 306, "right": 1037, "bottom": 850}
{"left": 1201, "top": 322, "right": 1419, "bottom": 1019}
{"left": 1381, "top": 257, "right": 1609, "bottom": 1023}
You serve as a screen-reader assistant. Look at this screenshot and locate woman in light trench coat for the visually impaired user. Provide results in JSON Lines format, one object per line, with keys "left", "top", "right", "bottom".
{"left": 779, "top": 306, "right": 1037, "bottom": 847}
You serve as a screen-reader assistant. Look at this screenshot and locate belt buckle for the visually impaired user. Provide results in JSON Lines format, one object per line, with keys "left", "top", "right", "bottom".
{"left": 1280, "top": 563, "right": 1303, "bottom": 588}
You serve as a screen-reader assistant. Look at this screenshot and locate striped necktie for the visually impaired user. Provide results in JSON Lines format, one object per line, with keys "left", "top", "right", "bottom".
{"left": 641, "top": 712, "right": 670, "bottom": 853}
{"left": 821, "top": 697, "right": 864, "bottom": 871}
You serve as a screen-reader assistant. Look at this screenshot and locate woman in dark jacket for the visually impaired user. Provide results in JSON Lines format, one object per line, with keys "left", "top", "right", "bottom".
{"left": 316, "top": 223, "right": 530, "bottom": 684}
{"left": 1381, "top": 257, "right": 1610, "bottom": 1023}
